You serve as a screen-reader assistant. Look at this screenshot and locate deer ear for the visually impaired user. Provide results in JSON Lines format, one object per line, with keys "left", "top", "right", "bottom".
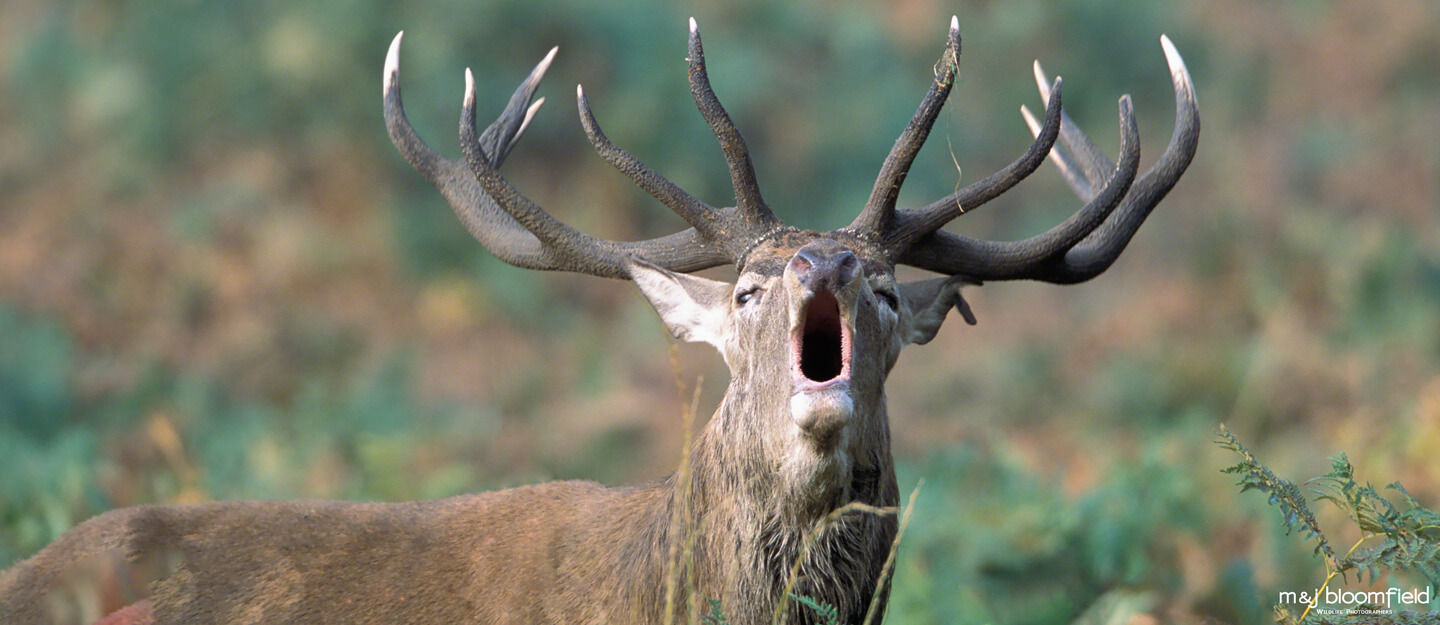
{"left": 627, "top": 258, "right": 732, "bottom": 349}
{"left": 899, "top": 276, "right": 978, "bottom": 345}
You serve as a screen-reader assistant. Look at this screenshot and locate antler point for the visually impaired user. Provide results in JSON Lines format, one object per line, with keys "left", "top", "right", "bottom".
{"left": 1117, "top": 94, "right": 1136, "bottom": 129}
{"left": 384, "top": 32, "right": 404, "bottom": 93}
{"left": 531, "top": 47, "right": 558, "bottom": 84}
{"left": 1032, "top": 61, "right": 1053, "bottom": 100}
{"left": 1160, "top": 36, "right": 1188, "bottom": 79}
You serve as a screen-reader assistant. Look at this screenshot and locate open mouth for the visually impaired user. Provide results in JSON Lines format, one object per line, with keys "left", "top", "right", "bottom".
{"left": 793, "top": 291, "right": 851, "bottom": 387}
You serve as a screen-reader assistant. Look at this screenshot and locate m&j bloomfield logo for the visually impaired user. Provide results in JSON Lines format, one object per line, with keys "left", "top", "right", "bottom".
{"left": 1279, "top": 586, "right": 1431, "bottom": 615}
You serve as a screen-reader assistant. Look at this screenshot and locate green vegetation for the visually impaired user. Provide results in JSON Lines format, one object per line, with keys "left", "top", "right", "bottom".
{"left": 788, "top": 593, "right": 840, "bottom": 625}
{"left": 701, "top": 598, "right": 729, "bottom": 625}
{"left": 1217, "top": 425, "right": 1440, "bottom": 624}
{"left": 2, "top": 0, "right": 1437, "bottom": 623}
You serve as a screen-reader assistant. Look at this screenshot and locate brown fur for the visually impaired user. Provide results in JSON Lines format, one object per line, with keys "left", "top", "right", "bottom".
{"left": 2, "top": 414, "right": 895, "bottom": 624}
{"left": 93, "top": 601, "right": 150, "bottom": 625}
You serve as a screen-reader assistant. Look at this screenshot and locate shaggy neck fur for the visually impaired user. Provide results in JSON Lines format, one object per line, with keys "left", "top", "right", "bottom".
{"left": 653, "top": 386, "right": 899, "bottom": 625}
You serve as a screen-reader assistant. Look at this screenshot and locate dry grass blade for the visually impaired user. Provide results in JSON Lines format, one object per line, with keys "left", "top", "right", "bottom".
{"left": 861, "top": 479, "right": 923, "bottom": 625}
{"left": 665, "top": 342, "right": 704, "bottom": 625}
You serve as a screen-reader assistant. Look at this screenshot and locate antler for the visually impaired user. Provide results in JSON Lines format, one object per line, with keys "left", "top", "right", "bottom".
{"left": 842, "top": 16, "right": 1071, "bottom": 258}
{"left": 387, "top": 19, "right": 1197, "bottom": 285}
{"left": 875, "top": 33, "right": 1199, "bottom": 284}
{"left": 383, "top": 27, "right": 778, "bottom": 279}
{"left": 848, "top": 16, "right": 964, "bottom": 235}
{"left": 687, "top": 18, "right": 780, "bottom": 231}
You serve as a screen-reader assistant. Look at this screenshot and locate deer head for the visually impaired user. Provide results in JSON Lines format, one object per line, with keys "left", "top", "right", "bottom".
{"left": 384, "top": 16, "right": 1197, "bottom": 512}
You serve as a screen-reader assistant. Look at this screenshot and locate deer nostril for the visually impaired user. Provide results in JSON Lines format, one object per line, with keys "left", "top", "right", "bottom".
{"left": 835, "top": 252, "right": 857, "bottom": 286}
{"left": 791, "top": 247, "right": 858, "bottom": 291}
{"left": 791, "top": 253, "right": 814, "bottom": 277}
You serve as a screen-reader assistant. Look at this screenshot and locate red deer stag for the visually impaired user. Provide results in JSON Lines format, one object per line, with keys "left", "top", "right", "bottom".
{"left": 0, "top": 16, "right": 1198, "bottom": 625}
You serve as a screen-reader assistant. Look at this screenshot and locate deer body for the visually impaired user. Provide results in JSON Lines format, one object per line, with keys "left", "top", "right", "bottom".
{"left": 5, "top": 484, "right": 674, "bottom": 624}
{"left": 0, "top": 16, "right": 1196, "bottom": 625}
{"left": 3, "top": 389, "right": 896, "bottom": 625}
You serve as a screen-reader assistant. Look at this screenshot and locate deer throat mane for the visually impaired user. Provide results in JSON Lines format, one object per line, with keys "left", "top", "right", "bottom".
{"left": 751, "top": 480, "right": 898, "bottom": 624}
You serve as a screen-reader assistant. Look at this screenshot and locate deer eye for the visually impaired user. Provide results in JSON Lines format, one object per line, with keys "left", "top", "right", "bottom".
{"left": 875, "top": 289, "right": 899, "bottom": 310}
{"left": 735, "top": 287, "right": 762, "bottom": 306}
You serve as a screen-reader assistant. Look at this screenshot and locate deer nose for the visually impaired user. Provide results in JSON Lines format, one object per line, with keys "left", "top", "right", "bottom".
{"left": 790, "top": 244, "right": 858, "bottom": 292}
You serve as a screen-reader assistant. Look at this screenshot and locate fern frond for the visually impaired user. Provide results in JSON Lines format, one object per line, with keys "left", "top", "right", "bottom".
{"left": 1273, "top": 603, "right": 1301, "bottom": 625}
{"left": 1309, "top": 454, "right": 1402, "bottom": 537}
{"left": 1215, "top": 424, "right": 1334, "bottom": 562}
{"left": 788, "top": 593, "right": 839, "bottom": 625}
{"left": 1307, "top": 461, "right": 1440, "bottom": 587}
{"left": 1217, "top": 425, "right": 1440, "bottom": 624}
{"left": 700, "top": 598, "right": 728, "bottom": 625}
{"left": 1390, "top": 483, "right": 1440, "bottom": 538}
{"left": 1339, "top": 537, "right": 1440, "bottom": 588}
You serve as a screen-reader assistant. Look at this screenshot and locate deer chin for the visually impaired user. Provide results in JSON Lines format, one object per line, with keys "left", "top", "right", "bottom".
{"left": 790, "top": 290, "right": 853, "bottom": 446}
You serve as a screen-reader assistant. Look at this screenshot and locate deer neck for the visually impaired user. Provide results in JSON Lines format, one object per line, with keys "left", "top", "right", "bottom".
{"left": 651, "top": 385, "right": 898, "bottom": 621}
{"left": 686, "top": 380, "right": 896, "bottom": 529}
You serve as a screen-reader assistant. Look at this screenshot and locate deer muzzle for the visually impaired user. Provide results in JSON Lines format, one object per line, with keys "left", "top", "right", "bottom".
{"left": 787, "top": 241, "right": 859, "bottom": 444}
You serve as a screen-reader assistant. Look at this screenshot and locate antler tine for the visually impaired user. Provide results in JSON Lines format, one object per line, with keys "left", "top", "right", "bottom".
{"left": 687, "top": 18, "right": 778, "bottom": 228}
{"left": 459, "top": 67, "right": 732, "bottom": 278}
{"left": 1021, "top": 61, "right": 1112, "bottom": 202}
{"left": 384, "top": 32, "right": 444, "bottom": 180}
{"left": 460, "top": 69, "right": 586, "bottom": 252}
{"left": 901, "top": 37, "right": 1199, "bottom": 284}
{"left": 385, "top": 35, "right": 729, "bottom": 279}
{"left": 901, "top": 96, "right": 1140, "bottom": 280}
{"left": 386, "top": 34, "right": 550, "bottom": 180}
{"left": 849, "top": 16, "right": 962, "bottom": 235}
{"left": 483, "top": 47, "right": 556, "bottom": 162}
{"left": 1007, "top": 35, "right": 1198, "bottom": 282}
{"left": 383, "top": 33, "right": 565, "bottom": 269}
{"left": 889, "top": 75, "right": 1063, "bottom": 247}
{"left": 576, "top": 84, "right": 727, "bottom": 238}
{"left": 1037, "top": 35, "right": 1198, "bottom": 282}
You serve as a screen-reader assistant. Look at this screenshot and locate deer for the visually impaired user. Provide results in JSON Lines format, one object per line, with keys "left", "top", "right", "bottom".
{"left": 0, "top": 16, "right": 1198, "bottom": 625}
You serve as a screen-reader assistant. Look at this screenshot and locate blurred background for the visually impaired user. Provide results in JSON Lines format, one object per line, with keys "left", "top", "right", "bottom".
{"left": 0, "top": 0, "right": 1436, "bottom": 623}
